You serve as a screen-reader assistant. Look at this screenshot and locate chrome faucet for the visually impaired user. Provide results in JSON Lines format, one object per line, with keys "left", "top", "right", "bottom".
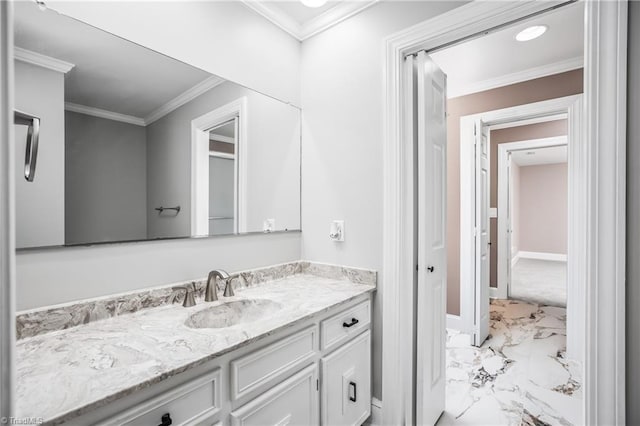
{"left": 170, "top": 282, "right": 197, "bottom": 307}
{"left": 205, "top": 269, "right": 230, "bottom": 302}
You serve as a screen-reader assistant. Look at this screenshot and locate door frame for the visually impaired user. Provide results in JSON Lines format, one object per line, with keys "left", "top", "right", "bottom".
{"left": 382, "top": 1, "right": 626, "bottom": 424}
{"left": 0, "top": 0, "right": 16, "bottom": 419}
{"left": 459, "top": 95, "right": 582, "bottom": 349}
{"left": 190, "top": 98, "right": 247, "bottom": 236}
{"left": 496, "top": 135, "right": 569, "bottom": 300}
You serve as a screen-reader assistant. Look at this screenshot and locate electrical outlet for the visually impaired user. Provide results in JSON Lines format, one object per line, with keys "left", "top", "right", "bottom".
{"left": 263, "top": 219, "right": 275, "bottom": 233}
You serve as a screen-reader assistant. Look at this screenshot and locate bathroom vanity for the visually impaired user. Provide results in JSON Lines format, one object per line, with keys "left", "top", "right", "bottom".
{"left": 15, "top": 262, "right": 375, "bottom": 425}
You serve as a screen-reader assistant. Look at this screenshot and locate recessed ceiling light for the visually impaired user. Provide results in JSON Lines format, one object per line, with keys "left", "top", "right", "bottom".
{"left": 300, "top": 0, "right": 327, "bottom": 7}
{"left": 515, "top": 25, "right": 548, "bottom": 42}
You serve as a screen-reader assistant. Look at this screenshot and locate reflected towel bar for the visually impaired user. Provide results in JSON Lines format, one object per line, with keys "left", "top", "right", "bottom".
{"left": 155, "top": 206, "right": 181, "bottom": 214}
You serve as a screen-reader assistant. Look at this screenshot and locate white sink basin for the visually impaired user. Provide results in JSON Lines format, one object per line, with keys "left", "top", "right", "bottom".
{"left": 185, "top": 299, "right": 283, "bottom": 329}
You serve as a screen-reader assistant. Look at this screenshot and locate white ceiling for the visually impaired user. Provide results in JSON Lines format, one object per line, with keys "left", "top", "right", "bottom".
{"left": 14, "top": 1, "right": 215, "bottom": 119}
{"left": 240, "top": 0, "right": 379, "bottom": 40}
{"left": 512, "top": 145, "right": 567, "bottom": 167}
{"left": 430, "top": 2, "right": 584, "bottom": 98}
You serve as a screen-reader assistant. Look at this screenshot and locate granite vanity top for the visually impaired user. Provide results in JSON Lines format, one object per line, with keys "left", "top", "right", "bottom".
{"left": 16, "top": 264, "right": 376, "bottom": 424}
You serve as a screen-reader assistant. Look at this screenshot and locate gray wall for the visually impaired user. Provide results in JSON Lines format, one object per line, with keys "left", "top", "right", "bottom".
{"left": 64, "top": 111, "right": 147, "bottom": 244}
{"left": 146, "top": 81, "right": 300, "bottom": 239}
{"left": 300, "top": 0, "right": 469, "bottom": 402}
{"left": 14, "top": 61, "right": 65, "bottom": 248}
{"left": 16, "top": 232, "right": 301, "bottom": 310}
{"left": 626, "top": 1, "right": 639, "bottom": 423}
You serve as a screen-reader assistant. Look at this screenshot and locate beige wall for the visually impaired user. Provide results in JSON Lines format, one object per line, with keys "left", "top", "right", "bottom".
{"left": 510, "top": 162, "right": 521, "bottom": 260}
{"left": 446, "top": 69, "right": 583, "bottom": 315}
{"left": 518, "top": 163, "right": 568, "bottom": 254}
{"left": 488, "top": 119, "right": 567, "bottom": 287}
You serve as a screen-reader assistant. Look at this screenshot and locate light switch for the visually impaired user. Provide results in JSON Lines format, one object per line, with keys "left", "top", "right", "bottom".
{"left": 329, "top": 220, "right": 344, "bottom": 242}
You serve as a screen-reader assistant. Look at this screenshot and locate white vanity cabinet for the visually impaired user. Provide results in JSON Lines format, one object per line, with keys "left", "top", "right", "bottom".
{"left": 321, "top": 331, "right": 371, "bottom": 426}
{"left": 70, "top": 294, "right": 372, "bottom": 426}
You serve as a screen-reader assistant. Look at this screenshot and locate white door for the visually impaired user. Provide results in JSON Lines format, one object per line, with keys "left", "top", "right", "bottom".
{"left": 474, "top": 120, "right": 490, "bottom": 346}
{"left": 415, "top": 51, "right": 447, "bottom": 425}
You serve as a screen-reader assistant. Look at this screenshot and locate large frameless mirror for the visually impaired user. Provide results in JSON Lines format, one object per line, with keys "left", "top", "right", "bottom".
{"left": 13, "top": 1, "right": 301, "bottom": 249}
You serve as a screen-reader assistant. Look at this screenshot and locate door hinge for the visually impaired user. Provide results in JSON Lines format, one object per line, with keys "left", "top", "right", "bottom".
{"left": 316, "top": 379, "right": 319, "bottom": 391}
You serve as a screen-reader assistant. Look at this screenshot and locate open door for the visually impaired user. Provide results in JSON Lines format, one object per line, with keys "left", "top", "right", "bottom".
{"left": 474, "top": 120, "right": 490, "bottom": 346}
{"left": 414, "top": 51, "right": 447, "bottom": 425}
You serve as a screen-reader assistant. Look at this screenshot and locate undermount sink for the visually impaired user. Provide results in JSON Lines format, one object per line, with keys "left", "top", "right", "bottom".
{"left": 185, "top": 299, "right": 283, "bottom": 329}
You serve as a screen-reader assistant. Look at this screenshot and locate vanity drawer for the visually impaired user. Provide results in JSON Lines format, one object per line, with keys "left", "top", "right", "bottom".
{"left": 321, "top": 300, "right": 370, "bottom": 352}
{"left": 102, "top": 368, "right": 220, "bottom": 426}
{"left": 230, "top": 364, "right": 319, "bottom": 426}
{"left": 230, "top": 326, "right": 317, "bottom": 401}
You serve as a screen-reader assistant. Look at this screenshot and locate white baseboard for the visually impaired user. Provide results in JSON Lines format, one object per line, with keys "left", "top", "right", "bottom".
{"left": 446, "top": 313, "right": 463, "bottom": 331}
{"left": 512, "top": 253, "right": 521, "bottom": 267}
{"left": 518, "top": 251, "right": 567, "bottom": 262}
{"left": 368, "top": 397, "right": 382, "bottom": 426}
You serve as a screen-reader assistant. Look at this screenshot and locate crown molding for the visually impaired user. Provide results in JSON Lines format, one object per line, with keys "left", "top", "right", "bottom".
{"left": 240, "top": 1, "right": 302, "bottom": 40}
{"left": 240, "top": 0, "right": 379, "bottom": 41}
{"left": 448, "top": 56, "right": 584, "bottom": 99}
{"left": 14, "top": 47, "right": 75, "bottom": 74}
{"left": 301, "top": 0, "right": 380, "bottom": 40}
{"left": 65, "top": 102, "right": 146, "bottom": 126}
{"left": 145, "top": 75, "right": 225, "bottom": 125}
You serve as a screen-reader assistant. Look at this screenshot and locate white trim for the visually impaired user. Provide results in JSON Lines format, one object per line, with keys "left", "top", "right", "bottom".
{"left": 517, "top": 251, "right": 567, "bottom": 262}
{"left": 489, "top": 112, "right": 567, "bottom": 131}
{"left": 446, "top": 314, "right": 463, "bottom": 332}
{"left": 209, "top": 133, "right": 234, "bottom": 144}
{"left": 383, "top": 1, "right": 626, "bottom": 424}
{"left": 583, "top": 1, "right": 627, "bottom": 422}
{"left": 369, "top": 398, "right": 382, "bottom": 426}
{"left": 64, "top": 102, "right": 146, "bottom": 127}
{"left": 191, "top": 97, "right": 248, "bottom": 237}
{"left": 239, "top": 0, "right": 379, "bottom": 41}
{"left": 145, "top": 75, "right": 225, "bottom": 125}
{"left": 209, "top": 152, "right": 235, "bottom": 160}
{"left": 14, "top": 47, "right": 74, "bottom": 74}
{"left": 448, "top": 56, "right": 583, "bottom": 99}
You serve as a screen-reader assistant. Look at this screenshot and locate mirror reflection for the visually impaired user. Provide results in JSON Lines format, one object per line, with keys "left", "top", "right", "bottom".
{"left": 13, "top": 1, "right": 301, "bottom": 249}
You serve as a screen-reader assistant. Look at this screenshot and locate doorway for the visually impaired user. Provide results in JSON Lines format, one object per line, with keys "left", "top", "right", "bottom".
{"left": 381, "top": 1, "right": 626, "bottom": 425}
{"left": 498, "top": 136, "right": 569, "bottom": 308}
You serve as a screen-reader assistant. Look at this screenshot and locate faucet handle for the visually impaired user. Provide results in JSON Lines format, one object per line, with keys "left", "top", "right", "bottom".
{"left": 170, "top": 282, "right": 197, "bottom": 307}
{"left": 223, "top": 277, "right": 235, "bottom": 297}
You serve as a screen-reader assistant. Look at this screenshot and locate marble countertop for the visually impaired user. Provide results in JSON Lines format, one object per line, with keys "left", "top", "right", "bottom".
{"left": 16, "top": 274, "right": 375, "bottom": 424}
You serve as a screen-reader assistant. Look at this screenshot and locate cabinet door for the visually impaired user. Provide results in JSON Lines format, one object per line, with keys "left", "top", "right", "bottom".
{"left": 230, "top": 364, "right": 319, "bottom": 426}
{"left": 321, "top": 331, "right": 371, "bottom": 426}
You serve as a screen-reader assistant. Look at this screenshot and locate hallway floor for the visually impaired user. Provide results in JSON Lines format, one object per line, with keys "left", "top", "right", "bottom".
{"left": 438, "top": 300, "right": 582, "bottom": 426}
{"left": 510, "top": 259, "right": 567, "bottom": 307}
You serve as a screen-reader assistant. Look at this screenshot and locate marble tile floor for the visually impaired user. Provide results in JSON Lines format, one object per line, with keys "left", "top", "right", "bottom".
{"left": 511, "top": 259, "right": 567, "bottom": 308}
{"left": 438, "top": 299, "right": 582, "bottom": 426}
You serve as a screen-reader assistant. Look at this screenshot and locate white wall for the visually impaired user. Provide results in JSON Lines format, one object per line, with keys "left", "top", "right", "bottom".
{"left": 45, "top": 1, "right": 301, "bottom": 106}
{"left": 14, "top": 61, "right": 65, "bottom": 248}
{"left": 300, "top": 0, "right": 466, "bottom": 401}
{"left": 64, "top": 111, "right": 147, "bottom": 244}
{"left": 16, "top": 231, "right": 300, "bottom": 311}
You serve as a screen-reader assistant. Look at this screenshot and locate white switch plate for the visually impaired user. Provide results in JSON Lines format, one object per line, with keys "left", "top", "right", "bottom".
{"left": 329, "top": 220, "right": 344, "bottom": 242}
{"left": 263, "top": 219, "right": 275, "bottom": 233}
